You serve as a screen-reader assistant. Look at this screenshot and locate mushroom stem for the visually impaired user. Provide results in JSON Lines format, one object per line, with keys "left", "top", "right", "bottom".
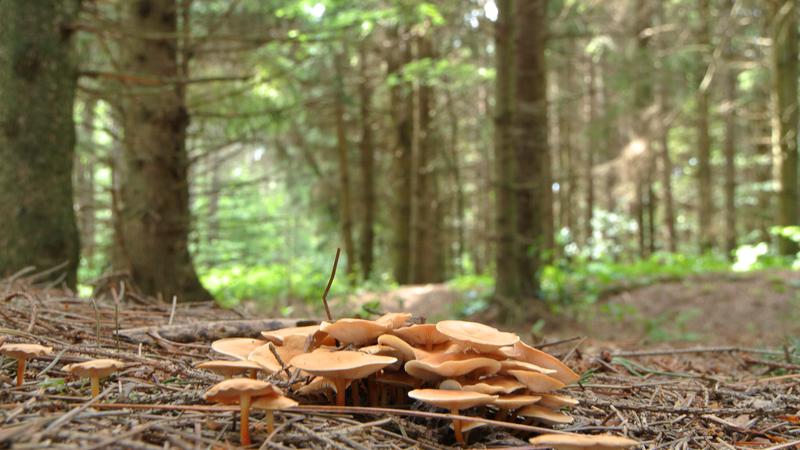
{"left": 249, "top": 369, "right": 257, "bottom": 380}
{"left": 495, "top": 408, "right": 508, "bottom": 421}
{"left": 451, "top": 408, "right": 463, "bottom": 444}
{"left": 16, "top": 358, "right": 26, "bottom": 387}
{"left": 266, "top": 410, "right": 274, "bottom": 434}
{"left": 240, "top": 395, "right": 252, "bottom": 445}
{"left": 367, "top": 376, "right": 378, "bottom": 406}
{"left": 333, "top": 378, "right": 346, "bottom": 406}
{"left": 91, "top": 377, "right": 100, "bottom": 397}
{"left": 351, "top": 380, "right": 360, "bottom": 406}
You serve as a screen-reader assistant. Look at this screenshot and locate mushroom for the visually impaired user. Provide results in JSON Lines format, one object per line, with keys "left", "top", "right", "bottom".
{"left": 290, "top": 349, "right": 397, "bottom": 406}
{"left": 436, "top": 320, "right": 519, "bottom": 353}
{"left": 248, "top": 336, "right": 307, "bottom": 375}
{"left": 195, "top": 360, "right": 263, "bottom": 379}
{"left": 408, "top": 388, "right": 497, "bottom": 445}
{"left": 507, "top": 369, "right": 566, "bottom": 392}
{"left": 448, "top": 419, "right": 487, "bottom": 443}
{"left": 537, "top": 393, "right": 580, "bottom": 409}
{"left": 0, "top": 343, "right": 52, "bottom": 387}
{"left": 377, "top": 334, "right": 416, "bottom": 361}
{"left": 392, "top": 324, "right": 450, "bottom": 351}
{"left": 501, "top": 341, "right": 580, "bottom": 385}
{"left": 204, "top": 378, "right": 281, "bottom": 445}
{"left": 500, "top": 358, "right": 558, "bottom": 375}
{"left": 211, "top": 338, "right": 267, "bottom": 360}
{"left": 529, "top": 433, "right": 640, "bottom": 450}
{"left": 251, "top": 392, "right": 298, "bottom": 434}
{"left": 461, "top": 375, "right": 527, "bottom": 395}
{"left": 404, "top": 353, "right": 501, "bottom": 382}
{"left": 319, "top": 319, "right": 389, "bottom": 346}
{"left": 374, "top": 312, "right": 413, "bottom": 329}
{"left": 63, "top": 358, "right": 125, "bottom": 397}
{"left": 260, "top": 325, "right": 320, "bottom": 344}
{"left": 491, "top": 393, "right": 541, "bottom": 420}
{"left": 518, "top": 404, "right": 574, "bottom": 425}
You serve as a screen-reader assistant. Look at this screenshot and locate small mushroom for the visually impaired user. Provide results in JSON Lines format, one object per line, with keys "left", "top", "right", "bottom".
{"left": 491, "top": 393, "right": 541, "bottom": 420}
{"left": 517, "top": 404, "right": 574, "bottom": 425}
{"left": 251, "top": 392, "right": 298, "bottom": 434}
{"left": 211, "top": 338, "right": 267, "bottom": 360}
{"left": 374, "top": 312, "right": 413, "bottom": 329}
{"left": 501, "top": 341, "right": 580, "bottom": 385}
{"left": 461, "top": 375, "right": 527, "bottom": 395}
{"left": 404, "top": 353, "right": 501, "bottom": 382}
{"left": 507, "top": 369, "right": 566, "bottom": 392}
{"left": 319, "top": 319, "right": 389, "bottom": 346}
{"left": 529, "top": 433, "right": 640, "bottom": 450}
{"left": 195, "top": 360, "right": 263, "bottom": 379}
{"left": 436, "top": 320, "right": 519, "bottom": 353}
{"left": 260, "top": 325, "right": 320, "bottom": 344}
{"left": 205, "top": 378, "right": 281, "bottom": 445}
{"left": 408, "top": 388, "right": 497, "bottom": 445}
{"left": 290, "top": 349, "right": 397, "bottom": 406}
{"left": 377, "top": 334, "right": 416, "bottom": 361}
{"left": 537, "top": 393, "right": 580, "bottom": 409}
{"left": 248, "top": 336, "right": 307, "bottom": 375}
{"left": 63, "top": 359, "right": 125, "bottom": 397}
{"left": 392, "top": 324, "right": 450, "bottom": 351}
{"left": 0, "top": 343, "right": 52, "bottom": 386}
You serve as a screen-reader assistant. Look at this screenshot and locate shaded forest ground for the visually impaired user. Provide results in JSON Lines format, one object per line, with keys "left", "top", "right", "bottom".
{"left": 335, "top": 270, "right": 800, "bottom": 348}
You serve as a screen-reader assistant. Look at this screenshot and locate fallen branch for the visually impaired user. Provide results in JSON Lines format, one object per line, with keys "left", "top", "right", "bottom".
{"left": 115, "top": 318, "right": 319, "bottom": 344}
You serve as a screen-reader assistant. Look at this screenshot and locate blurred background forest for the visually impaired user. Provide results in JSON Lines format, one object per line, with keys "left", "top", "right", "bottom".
{"left": 2, "top": 0, "right": 800, "bottom": 333}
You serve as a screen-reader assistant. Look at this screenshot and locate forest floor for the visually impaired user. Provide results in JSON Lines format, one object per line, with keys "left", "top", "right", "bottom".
{"left": 1, "top": 271, "right": 799, "bottom": 449}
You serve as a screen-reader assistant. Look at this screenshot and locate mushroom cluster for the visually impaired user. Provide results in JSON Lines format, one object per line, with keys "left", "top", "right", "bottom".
{"left": 193, "top": 315, "right": 637, "bottom": 447}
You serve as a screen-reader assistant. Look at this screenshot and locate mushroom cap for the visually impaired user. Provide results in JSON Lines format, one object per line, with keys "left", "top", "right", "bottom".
{"left": 502, "top": 341, "right": 580, "bottom": 385}
{"left": 0, "top": 343, "right": 52, "bottom": 359}
{"left": 375, "top": 312, "right": 413, "bottom": 330}
{"left": 204, "top": 378, "right": 281, "bottom": 404}
{"left": 461, "top": 376, "right": 526, "bottom": 395}
{"left": 491, "top": 394, "right": 542, "bottom": 409}
{"left": 408, "top": 388, "right": 497, "bottom": 410}
{"left": 251, "top": 394, "right": 299, "bottom": 411}
{"left": 529, "top": 433, "right": 639, "bottom": 449}
{"left": 500, "top": 359, "right": 557, "bottom": 375}
{"left": 319, "top": 319, "right": 389, "bottom": 346}
{"left": 290, "top": 349, "right": 397, "bottom": 380}
{"left": 261, "top": 325, "right": 320, "bottom": 344}
{"left": 248, "top": 336, "right": 307, "bottom": 373}
{"left": 211, "top": 338, "right": 267, "bottom": 360}
{"left": 295, "top": 376, "right": 350, "bottom": 395}
{"left": 404, "top": 353, "right": 501, "bottom": 381}
{"left": 449, "top": 420, "right": 487, "bottom": 432}
{"left": 195, "top": 360, "right": 263, "bottom": 377}
{"left": 518, "top": 405, "right": 574, "bottom": 424}
{"left": 377, "top": 334, "right": 416, "bottom": 361}
{"left": 538, "top": 393, "right": 580, "bottom": 409}
{"left": 392, "top": 324, "right": 450, "bottom": 347}
{"left": 63, "top": 359, "right": 125, "bottom": 378}
{"left": 438, "top": 379, "right": 463, "bottom": 390}
{"left": 507, "top": 370, "right": 566, "bottom": 392}
{"left": 436, "top": 320, "right": 519, "bottom": 352}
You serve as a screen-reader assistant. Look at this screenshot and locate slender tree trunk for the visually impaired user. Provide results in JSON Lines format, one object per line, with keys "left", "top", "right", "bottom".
{"left": 723, "top": 0, "right": 738, "bottom": 259}
{"left": 494, "top": 0, "right": 519, "bottom": 300}
{"left": 0, "top": 0, "right": 81, "bottom": 287}
{"left": 77, "top": 99, "right": 97, "bottom": 271}
{"left": 444, "top": 89, "right": 466, "bottom": 275}
{"left": 656, "top": 1, "right": 677, "bottom": 253}
{"left": 358, "top": 42, "right": 376, "bottom": 280}
{"left": 388, "top": 28, "right": 413, "bottom": 284}
{"left": 770, "top": 0, "right": 799, "bottom": 255}
{"left": 117, "top": 0, "right": 211, "bottom": 300}
{"left": 513, "top": 0, "right": 553, "bottom": 298}
{"left": 633, "top": 0, "right": 653, "bottom": 258}
{"left": 584, "top": 57, "right": 596, "bottom": 245}
{"left": 696, "top": 0, "right": 714, "bottom": 252}
{"left": 333, "top": 48, "right": 356, "bottom": 278}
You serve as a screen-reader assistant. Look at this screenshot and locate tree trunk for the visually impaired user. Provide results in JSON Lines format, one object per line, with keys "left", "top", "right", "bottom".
{"left": 358, "top": 42, "right": 376, "bottom": 281}
{"left": 722, "top": 0, "right": 738, "bottom": 259}
{"left": 77, "top": 99, "right": 98, "bottom": 271}
{"left": 696, "top": 0, "right": 714, "bottom": 252}
{"left": 494, "top": 0, "right": 519, "bottom": 300}
{"left": 117, "top": 0, "right": 211, "bottom": 301}
{"left": 584, "top": 56, "right": 596, "bottom": 246}
{"left": 0, "top": 0, "right": 81, "bottom": 288}
{"left": 770, "top": 0, "right": 799, "bottom": 255}
{"left": 656, "top": 0, "right": 677, "bottom": 253}
{"left": 388, "top": 28, "right": 413, "bottom": 284}
{"left": 513, "top": 0, "right": 553, "bottom": 298}
{"left": 333, "top": 48, "right": 356, "bottom": 278}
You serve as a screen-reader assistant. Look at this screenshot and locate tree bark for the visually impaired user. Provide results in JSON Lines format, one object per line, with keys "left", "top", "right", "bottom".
{"left": 333, "top": 48, "right": 356, "bottom": 278}
{"left": 656, "top": 1, "right": 677, "bottom": 253}
{"left": 358, "top": 42, "right": 376, "bottom": 280}
{"left": 494, "top": 0, "right": 519, "bottom": 300}
{"left": 722, "top": 0, "right": 738, "bottom": 259}
{"left": 0, "top": 0, "right": 82, "bottom": 288}
{"left": 584, "top": 56, "right": 596, "bottom": 246}
{"left": 77, "top": 99, "right": 98, "bottom": 271}
{"left": 770, "top": 0, "right": 799, "bottom": 255}
{"left": 513, "top": 0, "right": 553, "bottom": 298}
{"left": 117, "top": 0, "right": 211, "bottom": 301}
{"left": 696, "top": 0, "right": 714, "bottom": 252}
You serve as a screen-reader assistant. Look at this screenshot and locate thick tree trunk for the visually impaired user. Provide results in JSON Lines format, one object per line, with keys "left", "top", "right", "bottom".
{"left": 388, "top": 28, "right": 413, "bottom": 284}
{"left": 770, "top": 0, "right": 799, "bottom": 255}
{"left": 494, "top": 0, "right": 519, "bottom": 300}
{"left": 0, "top": 0, "right": 81, "bottom": 288}
{"left": 358, "top": 42, "right": 376, "bottom": 281}
{"left": 513, "top": 0, "right": 553, "bottom": 298}
{"left": 333, "top": 49, "right": 356, "bottom": 278}
{"left": 696, "top": 0, "right": 714, "bottom": 252}
{"left": 117, "top": 0, "right": 211, "bottom": 301}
